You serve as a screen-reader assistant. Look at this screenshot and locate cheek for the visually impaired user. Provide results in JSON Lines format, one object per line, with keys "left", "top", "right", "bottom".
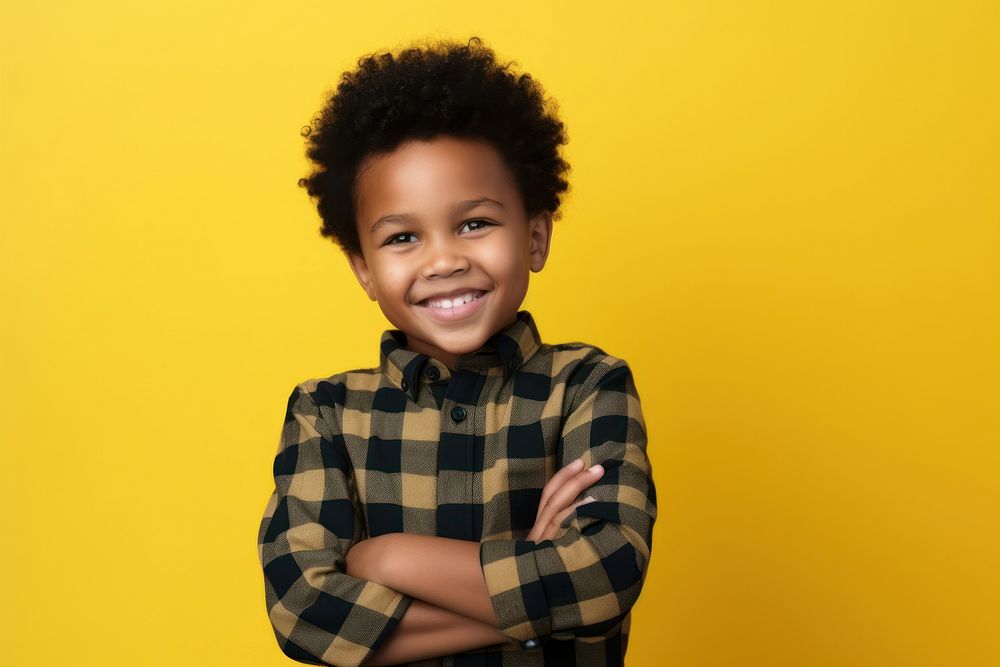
{"left": 484, "top": 233, "right": 530, "bottom": 276}
{"left": 373, "top": 261, "right": 412, "bottom": 296}
{"left": 501, "top": 250, "right": 531, "bottom": 289}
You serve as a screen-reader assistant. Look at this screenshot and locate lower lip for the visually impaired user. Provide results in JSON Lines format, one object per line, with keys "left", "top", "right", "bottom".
{"left": 416, "top": 290, "right": 490, "bottom": 321}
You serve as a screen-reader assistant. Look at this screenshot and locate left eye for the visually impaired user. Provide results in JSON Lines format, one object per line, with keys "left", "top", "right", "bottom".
{"left": 462, "top": 219, "right": 494, "bottom": 232}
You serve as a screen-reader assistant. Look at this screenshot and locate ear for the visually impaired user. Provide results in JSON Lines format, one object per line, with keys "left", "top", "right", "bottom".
{"left": 345, "top": 250, "right": 378, "bottom": 301}
{"left": 527, "top": 210, "right": 553, "bottom": 272}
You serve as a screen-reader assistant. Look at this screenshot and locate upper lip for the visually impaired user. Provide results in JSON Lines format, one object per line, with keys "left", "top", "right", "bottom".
{"left": 415, "top": 287, "right": 490, "bottom": 304}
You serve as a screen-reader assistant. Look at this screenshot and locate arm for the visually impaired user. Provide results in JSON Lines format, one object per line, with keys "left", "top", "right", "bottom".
{"left": 257, "top": 382, "right": 413, "bottom": 667}
{"left": 347, "top": 533, "right": 500, "bottom": 626}
{"left": 361, "top": 598, "right": 515, "bottom": 665}
{"left": 343, "top": 534, "right": 516, "bottom": 664}
{"left": 478, "top": 356, "right": 658, "bottom": 643}
{"left": 346, "top": 449, "right": 612, "bottom": 627}
{"left": 346, "top": 460, "right": 610, "bottom": 662}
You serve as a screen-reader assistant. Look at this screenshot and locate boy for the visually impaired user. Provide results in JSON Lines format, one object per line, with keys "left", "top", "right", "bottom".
{"left": 257, "top": 36, "right": 657, "bottom": 666}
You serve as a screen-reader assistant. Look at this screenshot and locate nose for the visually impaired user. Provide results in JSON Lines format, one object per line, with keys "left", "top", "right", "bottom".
{"left": 421, "top": 236, "right": 470, "bottom": 279}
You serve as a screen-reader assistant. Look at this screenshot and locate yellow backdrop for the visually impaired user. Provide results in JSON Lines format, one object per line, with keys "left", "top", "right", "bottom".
{"left": 2, "top": 1, "right": 997, "bottom": 665}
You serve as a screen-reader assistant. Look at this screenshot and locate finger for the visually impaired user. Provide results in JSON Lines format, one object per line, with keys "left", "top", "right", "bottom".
{"left": 534, "top": 465, "right": 604, "bottom": 543}
{"left": 536, "top": 457, "right": 584, "bottom": 521}
{"left": 536, "top": 464, "right": 603, "bottom": 532}
{"left": 543, "top": 464, "right": 604, "bottom": 521}
{"left": 550, "top": 495, "right": 597, "bottom": 529}
{"left": 538, "top": 457, "right": 584, "bottom": 515}
{"left": 541, "top": 496, "right": 598, "bottom": 541}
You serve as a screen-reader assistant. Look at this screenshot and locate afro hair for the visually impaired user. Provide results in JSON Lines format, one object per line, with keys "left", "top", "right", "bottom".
{"left": 296, "top": 35, "right": 571, "bottom": 256}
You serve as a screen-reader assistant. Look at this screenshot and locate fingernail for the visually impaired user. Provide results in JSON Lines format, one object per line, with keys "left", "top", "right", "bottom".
{"left": 582, "top": 496, "right": 597, "bottom": 503}
{"left": 571, "top": 458, "right": 583, "bottom": 470}
{"left": 589, "top": 464, "right": 603, "bottom": 474}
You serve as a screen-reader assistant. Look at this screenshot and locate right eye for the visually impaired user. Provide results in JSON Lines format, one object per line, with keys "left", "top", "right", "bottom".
{"left": 384, "top": 232, "right": 416, "bottom": 246}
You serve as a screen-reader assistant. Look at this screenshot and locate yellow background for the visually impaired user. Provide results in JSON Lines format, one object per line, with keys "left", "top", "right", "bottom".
{"left": 2, "top": 1, "right": 997, "bottom": 665}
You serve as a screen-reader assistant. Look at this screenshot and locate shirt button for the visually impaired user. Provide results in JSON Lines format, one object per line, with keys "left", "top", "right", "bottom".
{"left": 400, "top": 378, "right": 409, "bottom": 391}
{"left": 450, "top": 406, "right": 467, "bottom": 422}
{"left": 425, "top": 365, "right": 440, "bottom": 380}
{"left": 521, "top": 639, "right": 539, "bottom": 649}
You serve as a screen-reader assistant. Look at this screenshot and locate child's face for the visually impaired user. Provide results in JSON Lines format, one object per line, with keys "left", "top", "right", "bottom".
{"left": 346, "top": 135, "right": 552, "bottom": 369}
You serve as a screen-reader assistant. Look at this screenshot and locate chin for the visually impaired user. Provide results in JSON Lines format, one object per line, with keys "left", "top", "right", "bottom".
{"left": 436, "top": 320, "right": 498, "bottom": 345}
{"left": 433, "top": 330, "right": 490, "bottom": 353}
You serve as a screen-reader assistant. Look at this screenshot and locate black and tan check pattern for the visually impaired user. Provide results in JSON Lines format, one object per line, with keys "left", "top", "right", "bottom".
{"left": 257, "top": 310, "right": 658, "bottom": 666}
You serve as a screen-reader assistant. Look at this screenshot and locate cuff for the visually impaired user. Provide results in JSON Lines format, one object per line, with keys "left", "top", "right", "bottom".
{"left": 330, "top": 580, "right": 413, "bottom": 667}
{"left": 479, "top": 537, "right": 551, "bottom": 642}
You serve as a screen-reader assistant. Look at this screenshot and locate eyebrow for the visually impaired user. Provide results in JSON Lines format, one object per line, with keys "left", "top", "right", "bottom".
{"left": 369, "top": 197, "right": 505, "bottom": 234}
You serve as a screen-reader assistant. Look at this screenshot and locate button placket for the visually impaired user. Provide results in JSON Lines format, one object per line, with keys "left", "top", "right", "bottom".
{"left": 436, "top": 367, "right": 483, "bottom": 542}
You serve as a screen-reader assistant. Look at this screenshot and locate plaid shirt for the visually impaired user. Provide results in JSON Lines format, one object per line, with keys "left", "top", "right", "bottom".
{"left": 257, "top": 310, "right": 657, "bottom": 666}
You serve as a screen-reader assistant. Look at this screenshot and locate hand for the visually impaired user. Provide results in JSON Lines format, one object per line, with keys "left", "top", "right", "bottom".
{"left": 527, "top": 458, "right": 604, "bottom": 544}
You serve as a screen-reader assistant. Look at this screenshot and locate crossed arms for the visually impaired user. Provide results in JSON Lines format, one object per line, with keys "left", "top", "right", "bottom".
{"left": 347, "top": 458, "right": 606, "bottom": 665}
{"left": 258, "top": 356, "right": 656, "bottom": 667}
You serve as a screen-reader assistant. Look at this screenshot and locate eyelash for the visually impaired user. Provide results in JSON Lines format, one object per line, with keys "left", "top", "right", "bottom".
{"left": 383, "top": 219, "right": 495, "bottom": 246}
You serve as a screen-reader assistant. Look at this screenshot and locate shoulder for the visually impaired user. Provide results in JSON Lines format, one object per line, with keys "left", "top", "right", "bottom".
{"left": 282, "top": 366, "right": 386, "bottom": 441}
{"left": 532, "top": 340, "right": 637, "bottom": 398}
{"left": 294, "top": 365, "right": 382, "bottom": 400}
{"left": 287, "top": 365, "right": 386, "bottom": 423}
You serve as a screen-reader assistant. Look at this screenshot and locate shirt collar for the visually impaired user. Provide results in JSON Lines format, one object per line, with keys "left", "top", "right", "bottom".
{"left": 379, "top": 310, "right": 542, "bottom": 403}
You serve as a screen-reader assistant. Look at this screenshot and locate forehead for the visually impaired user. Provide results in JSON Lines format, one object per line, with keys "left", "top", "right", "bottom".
{"left": 355, "top": 136, "right": 518, "bottom": 220}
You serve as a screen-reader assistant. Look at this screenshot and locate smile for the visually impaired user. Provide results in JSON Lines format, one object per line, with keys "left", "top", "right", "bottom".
{"left": 415, "top": 289, "right": 490, "bottom": 321}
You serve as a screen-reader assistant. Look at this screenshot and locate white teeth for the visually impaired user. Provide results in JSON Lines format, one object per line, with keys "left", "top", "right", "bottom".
{"left": 424, "top": 290, "right": 483, "bottom": 309}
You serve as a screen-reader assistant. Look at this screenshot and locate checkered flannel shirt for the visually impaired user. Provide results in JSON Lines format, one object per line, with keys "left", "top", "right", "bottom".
{"left": 257, "top": 310, "right": 658, "bottom": 666}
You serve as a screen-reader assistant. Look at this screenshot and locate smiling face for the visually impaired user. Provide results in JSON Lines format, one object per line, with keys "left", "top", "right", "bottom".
{"left": 346, "top": 135, "right": 553, "bottom": 369}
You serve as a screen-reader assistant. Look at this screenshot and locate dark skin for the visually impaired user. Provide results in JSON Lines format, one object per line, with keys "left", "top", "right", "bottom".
{"left": 341, "top": 135, "right": 606, "bottom": 664}
{"left": 349, "top": 458, "right": 606, "bottom": 665}
{"left": 345, "top": 136, "right": 551, "bottom": 370}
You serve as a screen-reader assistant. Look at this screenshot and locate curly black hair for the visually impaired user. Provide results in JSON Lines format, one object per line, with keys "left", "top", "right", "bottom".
{"left": 296, "top": 35, "right": 571, "bottom": 256}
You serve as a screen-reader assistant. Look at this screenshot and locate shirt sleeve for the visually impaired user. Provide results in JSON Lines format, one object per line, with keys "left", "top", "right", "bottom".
{"left": 479, "top": 355, "right": 658, "bottom": 643}
{"left": 257, "top": 382, "right": 414, "bottom": 667}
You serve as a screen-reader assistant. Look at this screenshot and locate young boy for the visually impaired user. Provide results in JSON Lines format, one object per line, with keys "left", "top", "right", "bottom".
{"left": 257, "top": 36, "right": 657, "bottom": 667}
